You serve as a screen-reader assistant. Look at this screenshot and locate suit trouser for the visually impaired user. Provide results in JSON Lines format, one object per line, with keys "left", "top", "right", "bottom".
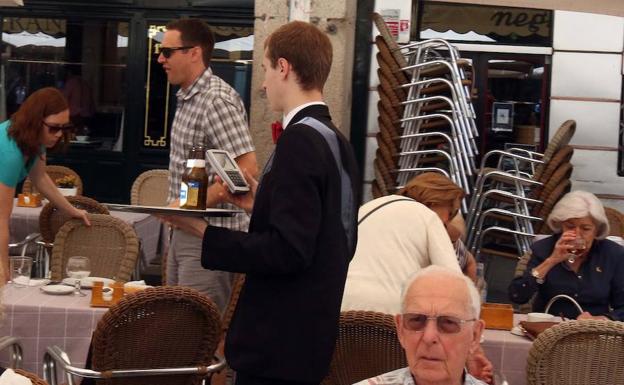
{"left": 235, "top": 372, "right": 319, "bottom": 385}
{"left": 166, "top": 228, "right": 233, "bottom": 314}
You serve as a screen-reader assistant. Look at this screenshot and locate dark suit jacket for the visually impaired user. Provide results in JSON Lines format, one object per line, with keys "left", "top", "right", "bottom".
{"left": 201, "top": 104, "right": 360, "bottom": 382}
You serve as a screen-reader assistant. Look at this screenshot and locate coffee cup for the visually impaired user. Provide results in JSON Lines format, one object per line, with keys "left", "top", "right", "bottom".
{"left": 527, "top": 312, "right": 554, "bottom": 322}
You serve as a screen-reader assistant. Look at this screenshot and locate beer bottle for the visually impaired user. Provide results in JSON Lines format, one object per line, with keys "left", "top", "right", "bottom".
{"left": 180, "top": 145, "right": 208, "bottom": 210}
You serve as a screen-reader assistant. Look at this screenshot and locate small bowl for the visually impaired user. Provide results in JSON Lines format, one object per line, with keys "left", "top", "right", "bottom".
{"left": 75, "top": 135, "right": 89, "bottom": 142}
{"left": 527, "top": 312, "right": 555, "bottom": 322}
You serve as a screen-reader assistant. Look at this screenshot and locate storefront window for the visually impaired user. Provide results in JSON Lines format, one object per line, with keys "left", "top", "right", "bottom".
{"left": 414, "top": 2, "right": 553, "bottom": 46}
{"left": 1, "top": 17, "right": 129, "bottom": 152}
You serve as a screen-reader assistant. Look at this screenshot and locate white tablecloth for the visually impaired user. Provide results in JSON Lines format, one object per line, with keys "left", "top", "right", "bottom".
{"left": 0, "top": 285, "right": 107, "bottom": 375}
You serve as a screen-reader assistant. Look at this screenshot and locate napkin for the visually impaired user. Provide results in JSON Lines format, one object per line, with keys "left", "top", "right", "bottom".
{"left": 0, "top": 368, "right": 31, "bottom": 385}
{"left": 124, "top": 280, "right": 147, "bottom": 287}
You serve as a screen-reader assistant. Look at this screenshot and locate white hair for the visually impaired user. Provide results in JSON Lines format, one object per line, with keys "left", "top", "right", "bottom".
{"left": 546, "top": 190, "right": 609, "bottom": 239}
{"left": 400, "top": 265, "right": 481, "bottom": 318}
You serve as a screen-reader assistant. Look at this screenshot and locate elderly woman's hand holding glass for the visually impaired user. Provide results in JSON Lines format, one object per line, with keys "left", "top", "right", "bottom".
{"left": 509, "top": 191, "right": 624, "bottom": 321}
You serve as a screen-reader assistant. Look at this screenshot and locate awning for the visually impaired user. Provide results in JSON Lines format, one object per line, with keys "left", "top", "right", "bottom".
{"left": 428, "top": 0, "right": 624, "bottom": 18}
{"left": 422, "top": 3, "right": 551, "bottom": 37}
{"left": 0, "top": 0, "right": 23, "bottom": 6}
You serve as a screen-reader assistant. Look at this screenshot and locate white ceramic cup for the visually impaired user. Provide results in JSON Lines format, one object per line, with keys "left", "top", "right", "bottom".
{"left": 527, "top": 312, "right": 555, "bottom": 322}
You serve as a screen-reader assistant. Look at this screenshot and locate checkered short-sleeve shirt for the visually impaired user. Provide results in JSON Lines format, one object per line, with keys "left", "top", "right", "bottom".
{"left": 168, "top": 68, "right": 255, "bottom": 231}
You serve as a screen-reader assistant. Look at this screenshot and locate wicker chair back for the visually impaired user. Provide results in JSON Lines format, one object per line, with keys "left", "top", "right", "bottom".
{"left": 91, "top": 286, "right": 222, "bottom": 385}
{"left": 39, "top": 196, "right": 109, "bottom": 244}
{"left": 604, "top": 207, "right": 624, "bottom": 237}
{"left": 321, "top": 311, "right": 407, "bottom": 385}
{"left": 23, "top": 165, "right": 83, "bottom": 195}
{"left": 15, "top": 368, "right": 49, "bottom": 385}
{"left": 527, "top": 320, "right": 624, "bottom": 385}
{"left": 130, "top": 169, "right": 170, "bottom": 206}
{"left": 50, "top": 214, "right": 138, "bottom": 281}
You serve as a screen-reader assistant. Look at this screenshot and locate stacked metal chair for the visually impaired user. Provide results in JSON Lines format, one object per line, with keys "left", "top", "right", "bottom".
{"left": 466, "top": 120, "right": 576, "bottom": 263}
{"left": 372, "top": 13, "right": 478, "bottom": 205}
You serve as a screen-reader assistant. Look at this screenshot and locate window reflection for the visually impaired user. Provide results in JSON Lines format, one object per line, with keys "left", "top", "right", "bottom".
{"left": 1, "top": 17, "right": 128, "bottom": 152}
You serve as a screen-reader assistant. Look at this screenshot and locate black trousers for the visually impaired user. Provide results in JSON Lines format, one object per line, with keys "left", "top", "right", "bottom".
{"left": 235, "top": 372, "right": 319, "bottom": 385}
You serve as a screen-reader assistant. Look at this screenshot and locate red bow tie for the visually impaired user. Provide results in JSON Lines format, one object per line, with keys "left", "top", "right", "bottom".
{"left": 271, "top": 120, "right": 284, "bottom": 144}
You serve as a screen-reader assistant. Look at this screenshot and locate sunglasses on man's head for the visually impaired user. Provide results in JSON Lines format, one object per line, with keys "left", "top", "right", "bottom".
{"left": 401, "top": 313, "right": 476, "bottom": 334}
{"left": 158, "top": 46, "right": 195, "bottom": 59}
{"left": 43, "top": 121, "right": 74, "bottom": 134}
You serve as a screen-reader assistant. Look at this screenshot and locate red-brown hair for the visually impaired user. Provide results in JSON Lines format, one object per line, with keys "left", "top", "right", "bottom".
{"left": 8, "top": 87, "right": 69, "bottom": 158}
{"left": 264, "top": 21, "right": 332, "bottom": 91}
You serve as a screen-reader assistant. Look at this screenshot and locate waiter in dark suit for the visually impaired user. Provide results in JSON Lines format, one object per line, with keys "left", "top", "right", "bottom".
{"left": 164, "top": 21, "right": 359, "bottom": 385}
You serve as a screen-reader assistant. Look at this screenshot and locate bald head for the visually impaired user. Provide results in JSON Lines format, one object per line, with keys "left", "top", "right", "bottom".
{"left": 401, "top": 266, "right": 480, "bottom": 318}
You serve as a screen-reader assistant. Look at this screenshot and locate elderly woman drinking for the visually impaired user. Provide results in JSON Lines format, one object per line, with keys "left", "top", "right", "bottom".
{"left": 508, "top": 190, "right": 624, "bottom": 320}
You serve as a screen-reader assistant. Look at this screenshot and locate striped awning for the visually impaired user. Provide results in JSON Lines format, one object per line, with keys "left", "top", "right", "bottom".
{"left": 429, "top": 0, "right": 623, "bottom": 18}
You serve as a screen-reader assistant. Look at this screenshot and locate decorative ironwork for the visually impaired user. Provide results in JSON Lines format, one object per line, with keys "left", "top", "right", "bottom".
{"left": 143, "top": 24, "right": 170, "bottom": 148}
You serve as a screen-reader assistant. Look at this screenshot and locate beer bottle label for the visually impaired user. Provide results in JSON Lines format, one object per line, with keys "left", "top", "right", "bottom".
{"left": 180, "top": 182, "right": 189, "bottom": 206}
{"left": 186, "top": 181, "right": 200, "bottom": 207}
{"left": 186, "top": 159, "right": 206, "bottom": 168}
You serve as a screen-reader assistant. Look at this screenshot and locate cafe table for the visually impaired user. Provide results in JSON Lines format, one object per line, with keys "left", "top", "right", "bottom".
{"left": 9, "top": 198, "right": 166, "bottom": 271}
{"left": 0, "top": 284, "right": 107, "bottom": 376}
{"left": 481, "top": 313, "right": 546, "bottom": 385}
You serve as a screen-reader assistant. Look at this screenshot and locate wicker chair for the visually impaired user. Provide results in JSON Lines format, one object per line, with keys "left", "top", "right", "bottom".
{"left": 22, "top": 165, "right": 83, "bottom": 195}
{"left": 604, "top": 207, "right": 624, "bottom": 237}
{"left": 130, "top": 169, "right": 170, "bottom": 206}
{"left": 43, "top": 287, "right": 225, "bottom": 385}
{"left": 14, "top": 369, "right": 49, "bottom": 385}
{"left": 50, "top": 214, "right": 139, "bottom": 282}
{"left": 39, "top": 196, "right": 110, "bottom": 245}
{"left": 30, "top": 196, "right": 110, "bottom": 278}
{"left": 527, "top": 320, "right": 624, "bottom": 385}
{"left": 222, "top": 273, "right": 245, "bottom": 333}
{"left": 321, "top": 311, "right": 407, "bottom": 385}
{"left": 512, "top": 251, "right": 535, "bottom": 314}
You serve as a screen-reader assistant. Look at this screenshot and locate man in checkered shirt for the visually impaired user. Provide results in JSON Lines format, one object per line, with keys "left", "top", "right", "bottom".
{"left": 157, "top": 18, "right": 257, "bottom": 313}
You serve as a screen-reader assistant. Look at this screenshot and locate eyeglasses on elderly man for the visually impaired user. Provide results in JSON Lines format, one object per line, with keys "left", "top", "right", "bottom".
{"left": 401, "top": 313, "right": 477, "bottom": 334}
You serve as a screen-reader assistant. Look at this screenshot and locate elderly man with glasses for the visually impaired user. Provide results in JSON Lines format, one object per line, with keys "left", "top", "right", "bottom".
{"left": 355, "top": 265, "right": 488, "bottom": 385}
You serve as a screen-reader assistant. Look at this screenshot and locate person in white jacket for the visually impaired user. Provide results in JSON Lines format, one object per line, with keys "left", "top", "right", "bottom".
{"left": 341, "top": 193, "right": 460, "bottom": 314}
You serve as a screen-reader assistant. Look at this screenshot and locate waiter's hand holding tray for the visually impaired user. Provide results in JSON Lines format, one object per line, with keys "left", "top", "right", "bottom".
{"left": 103, "top": 203, "right": 244, "bottom": 217}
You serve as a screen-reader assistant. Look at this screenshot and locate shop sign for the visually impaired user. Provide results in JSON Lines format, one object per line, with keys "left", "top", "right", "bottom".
{"left": 422, "top": 3, "right": 551, "bottom": 38}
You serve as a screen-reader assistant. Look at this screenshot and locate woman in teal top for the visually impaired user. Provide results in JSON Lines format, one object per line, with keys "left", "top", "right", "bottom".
{"left": 1, "top": 87, "right": 90, "bottom": 280}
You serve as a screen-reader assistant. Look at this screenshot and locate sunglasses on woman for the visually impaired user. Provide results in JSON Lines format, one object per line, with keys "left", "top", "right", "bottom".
{"left": 158, "top": 46, "right": 195, "bottom": 59}
{"left": 401, "top": 313, "right": 476, "bottom": 334}
{"left": 43, "top": 121, "right": 74, "bottom": 134}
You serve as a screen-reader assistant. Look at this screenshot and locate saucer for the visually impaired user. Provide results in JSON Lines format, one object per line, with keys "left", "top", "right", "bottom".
{"left": 62, "top": 277, "right": 115, "bottom": 289}
{"left": 41, "top": 285, "right": 75, "bottom": 295}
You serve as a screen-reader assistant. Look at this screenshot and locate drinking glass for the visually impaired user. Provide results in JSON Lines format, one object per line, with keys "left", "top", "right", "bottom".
{"left": 9, "top": 256, "right": 32, "bottom": 288}
{"left": 567, "top": 238, "right": 586, "bottom": 264}
{"left": 66, "top": 256, "right": 91, "bottom": 296}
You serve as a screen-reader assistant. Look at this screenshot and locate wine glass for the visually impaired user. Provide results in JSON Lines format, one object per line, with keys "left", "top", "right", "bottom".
{"left": 567, "top": 238, "right": 587, "bottom": 264}
{"left": 66, "top": 256, "right": 91, "bottom": 296}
